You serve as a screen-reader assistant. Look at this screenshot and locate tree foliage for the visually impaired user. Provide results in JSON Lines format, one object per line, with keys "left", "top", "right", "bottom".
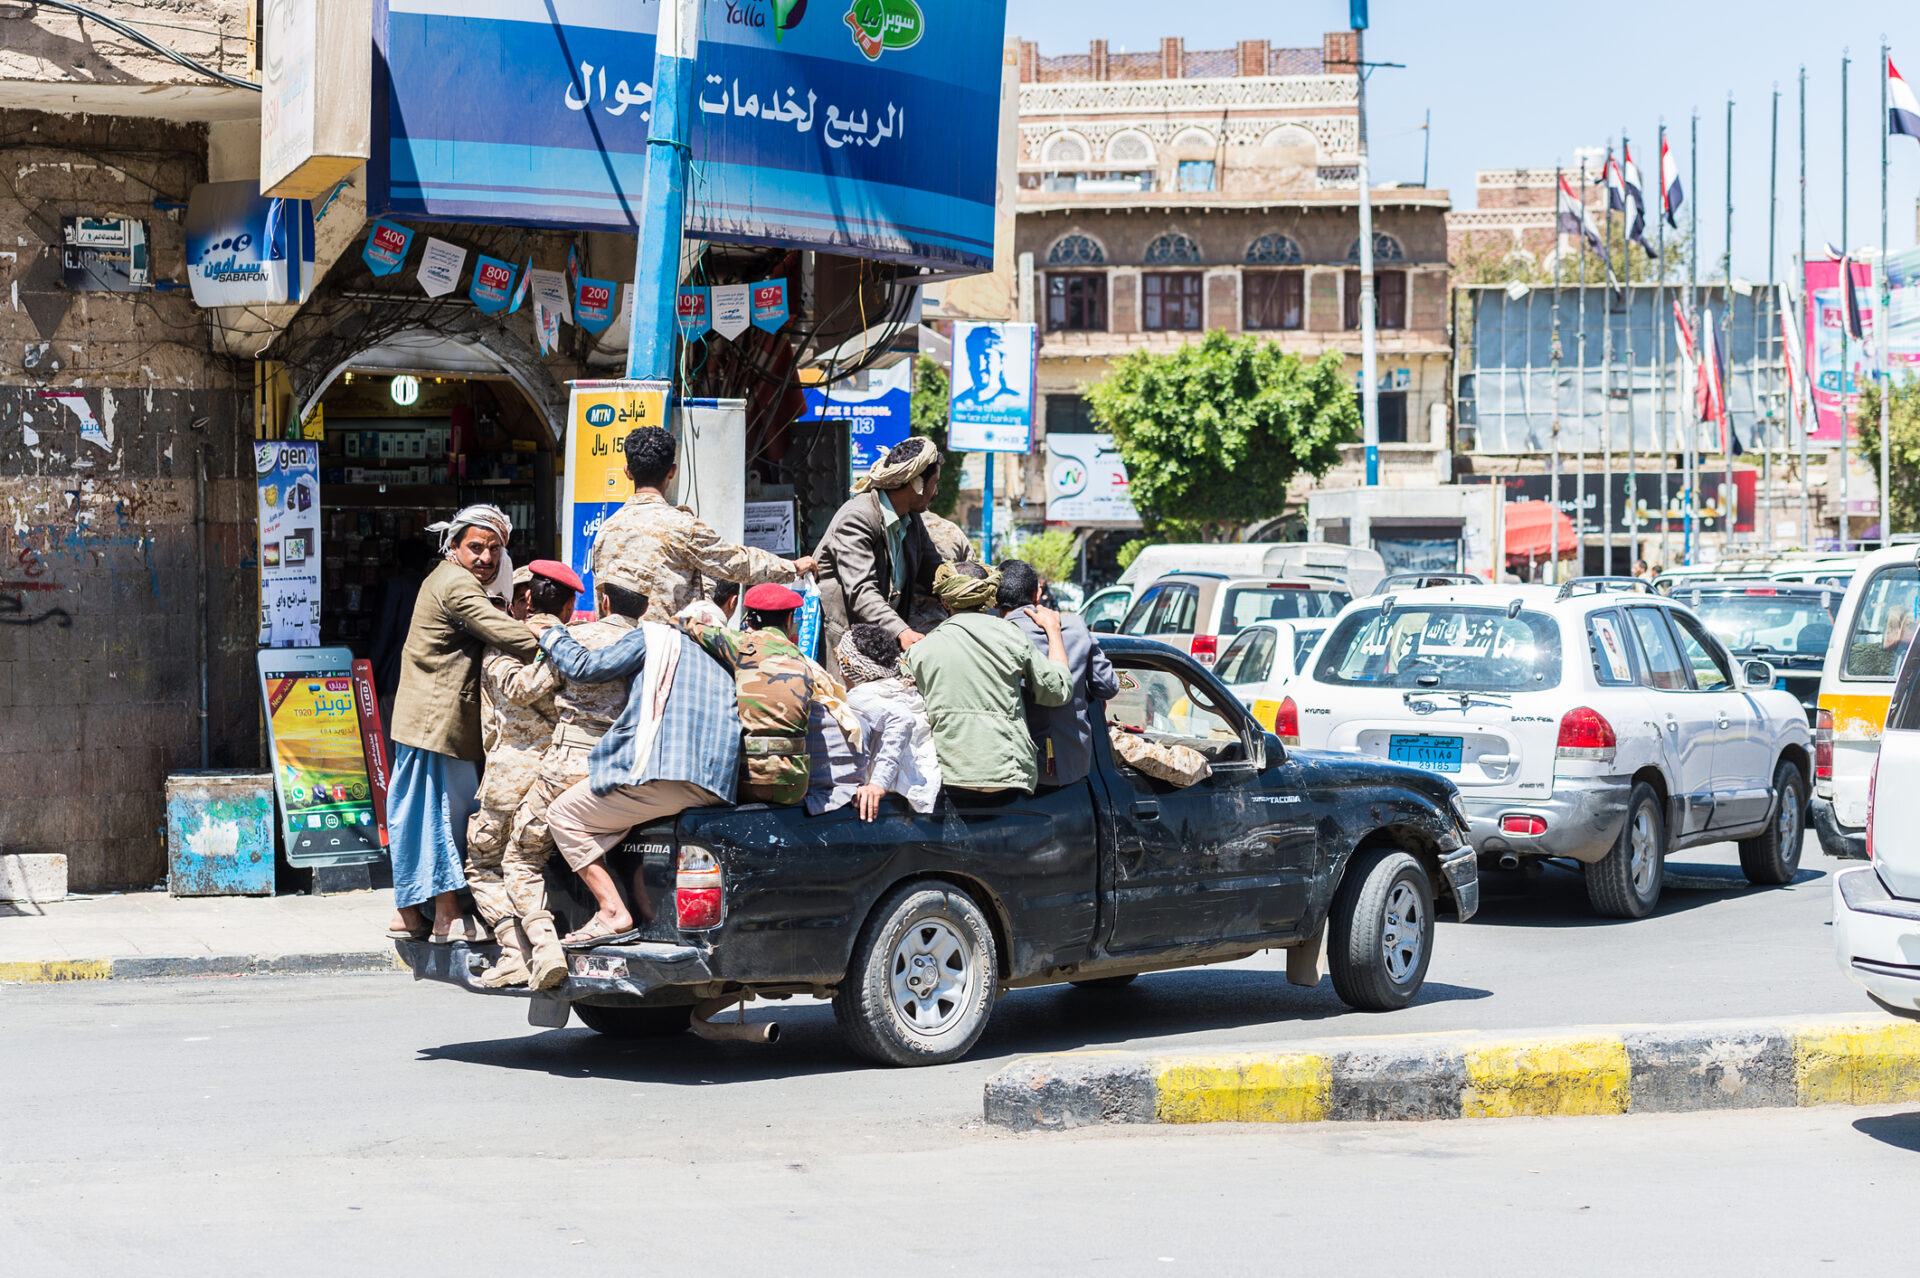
{"left": 1853, "top": 378, "right": 1920, "bottom": 535}
{"left": 1084, "top": 331, "right": 1357, "bottom": 541}
{"left": 909, "top": 356, "right": 964, "bottom": 518}
{"left": 1010, "top": 529, "right": 1078, "bottom": 584}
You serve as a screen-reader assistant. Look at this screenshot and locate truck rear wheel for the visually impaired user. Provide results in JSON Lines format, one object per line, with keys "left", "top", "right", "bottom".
{"left": 1738, "top": 760, "right": 1806, "bottom": 886}
{"left": 1328, "top": 848, "right": 1433, "bottom": 1012}
{"left": 1586, "top": 781, "right": 1665, "bottom": 918}
{"left": 833, "top": 883, "right": 999, "bottom": 1067}
{"left": 572, "top": 1003, "right": 693, "bottom": 1038}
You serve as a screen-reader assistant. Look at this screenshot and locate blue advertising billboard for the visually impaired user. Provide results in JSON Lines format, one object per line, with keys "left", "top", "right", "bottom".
{"left": 371, "top": 0, "right": 1005, "bottom": 272}
{"left": 801, "top": 362, "right": 911, "bottom": 482}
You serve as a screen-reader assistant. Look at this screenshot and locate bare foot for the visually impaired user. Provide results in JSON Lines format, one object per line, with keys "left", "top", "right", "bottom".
{"left": 391, "top": 907, "right": 427, "bottom": 933}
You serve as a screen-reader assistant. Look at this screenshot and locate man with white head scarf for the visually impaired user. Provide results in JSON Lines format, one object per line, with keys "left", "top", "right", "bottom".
{"left": 386, "top": 504, "right": 542, "bottom": 944}
{"left": 811, "top": 436, "right": 944, "bottom": 658}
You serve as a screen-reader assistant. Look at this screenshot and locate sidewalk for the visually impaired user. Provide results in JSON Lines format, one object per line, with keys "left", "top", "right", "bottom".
{"left": 0, "top": 889, "right": 403, "bottom": 982}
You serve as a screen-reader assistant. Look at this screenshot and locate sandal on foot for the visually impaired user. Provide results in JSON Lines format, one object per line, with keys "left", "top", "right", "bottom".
{"left": 387, "top": 923, "right": 431, "bottom": 940}
{"left": 560, "top": 917, "right": 641, "bottom": 949}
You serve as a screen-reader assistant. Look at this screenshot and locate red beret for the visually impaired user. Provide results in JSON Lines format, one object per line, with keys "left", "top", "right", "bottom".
{"left": 743, "top": 582, "right": 804, "bottom": 611}
{"left": 527, "top": 559, "right": 585, "bottom": 594}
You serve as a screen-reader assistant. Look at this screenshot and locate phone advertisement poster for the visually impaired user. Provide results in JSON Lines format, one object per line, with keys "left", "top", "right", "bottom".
{"left": 256, "top": 440, "right": 320, "bottom": 646}
{"left": 257, "top": 648, "right": 382, "bottom": 866}
{"left": 1803, "top": 258, "right": 1876, "bottom": 445}
{"left": 562, "top": 379, "right": 669, "bottom": 603}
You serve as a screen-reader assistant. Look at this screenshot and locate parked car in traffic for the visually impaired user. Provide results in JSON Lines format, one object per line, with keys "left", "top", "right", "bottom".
{"left": 1832, "top": 630, "right": 1920, "bottom": 1019}
{"left": 1270, "top": 577, "right": 1813, "bottom": 918}
{"left": 397, "top": 638, "right": 1479, "bottom": 1065}
{"left": 1079, "top": 543, "right": 1385, "bottom": 637}
{"left": 1812, "top": 544, "right": 1920, "bottom": 860}
{"left": 1118, "top": 572, "right": 1351, "bottom": 667}
{"left": 1667, "top": 582, "right": 1841, "bottom": 724}
{"left": 1216, "top": 618, "right": 1331, "bottom": 732}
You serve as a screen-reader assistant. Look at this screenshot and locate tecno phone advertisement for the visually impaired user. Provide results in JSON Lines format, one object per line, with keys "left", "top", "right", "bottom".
{"left": 257, "top": 648, "right": 382, "bottom": 865}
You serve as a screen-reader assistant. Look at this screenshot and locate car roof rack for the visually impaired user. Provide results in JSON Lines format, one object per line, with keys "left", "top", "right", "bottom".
{"left": 1368, "top": 572, "right": 1483, "bottom": 596}
{"left": 1556, "top": 576, "right": 1657, "bottom": 601}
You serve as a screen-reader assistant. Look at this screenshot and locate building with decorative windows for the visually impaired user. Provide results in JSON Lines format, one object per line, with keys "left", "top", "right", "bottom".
{"left": 1006, "top": 31, "right": 1455, "bottom": 551}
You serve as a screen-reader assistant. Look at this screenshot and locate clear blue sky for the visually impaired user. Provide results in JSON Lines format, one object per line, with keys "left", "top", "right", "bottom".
{"left": 1007, "top": 0, "right": 1920, "bottom": 280}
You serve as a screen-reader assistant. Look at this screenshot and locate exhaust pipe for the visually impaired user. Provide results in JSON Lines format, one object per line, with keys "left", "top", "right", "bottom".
{"left": 690, "top": 995, "right": 780, "bottom": 1044}
{"left": 1498, "top": 852, "right": 1521, "bottom": 871}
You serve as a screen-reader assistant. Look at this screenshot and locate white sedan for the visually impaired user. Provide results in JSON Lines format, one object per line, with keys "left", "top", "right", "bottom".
{"left": 1216, "top": 619, "right": 1331, "bottom": 733}
{"left": 1276, "top": 579, "right": 1813, "bottom": 918}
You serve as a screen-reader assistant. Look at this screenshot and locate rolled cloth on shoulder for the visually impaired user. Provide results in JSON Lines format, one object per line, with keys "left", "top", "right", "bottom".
{"left": 852, "top": 443, "right": 938, "bottom": 494}
{"left": 426, "top": 503, "right": 515, "bottom": 600}
{"left": 930, "top": 561, "right": 1000, "bottom": 612}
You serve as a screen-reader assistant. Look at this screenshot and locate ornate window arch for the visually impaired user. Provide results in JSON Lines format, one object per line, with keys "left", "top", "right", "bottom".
{"left": 1144, "top": 232, "right": 1202, "bottom": 266}
{"left": 1105, "top": 129, "right": 1155, "bottom": 165}
{"left": 1047, "top": 233, "right": 1106, "bottom": 266}
{"left": 1170, "top": 126, "right": 1215, "bottom": 149}
{"left": 1348, "top": 232, "right": 1406, "bottom": 263}
{"left": 1260, "top": 123, "right": 1318, "bottom": 151}
{"left": 1246, "top": 234, "right": 1303, "bottom": 265}
{"left": 1041, "top": 131, "right": 1090, "bottom": 165}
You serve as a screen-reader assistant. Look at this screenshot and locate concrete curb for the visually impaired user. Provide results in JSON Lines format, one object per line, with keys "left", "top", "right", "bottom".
{"left": 0, "top": 951, "right": 406, "bottom": 984}
{"left": 983, "top": 1017, "right": 1920, "bottom": 1130}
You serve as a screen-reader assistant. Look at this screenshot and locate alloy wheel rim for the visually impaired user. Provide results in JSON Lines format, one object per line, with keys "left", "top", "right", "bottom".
{"left": 1778, "top": 783, "right": 1801, "bottom": 856}
{"left": 888, "top": 919, "right": 975, "bottom": 1037}
{"left": 1381, "top": 881, "right": 1424, "bottom": 984}
{"left": 1630, "top": 806, "right": 1659, "bottom": 897}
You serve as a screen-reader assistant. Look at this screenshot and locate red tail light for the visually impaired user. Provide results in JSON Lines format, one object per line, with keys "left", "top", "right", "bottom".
{"left": 1556, "top": 706, "right": 1616, "bottom": 761}
{"left": 1500, "top": 814, "right": 1549, "bottom": 835}
{"left": 1867, "top": 756, "right": 1879, "bottom": 861}
{"left": 1189, "top": 634, "right": 1217, "bottom": 663}
{"left": 1275, "top": 696, "right": 1300, "bottom": 745}
{"left": 1815, "top": 709, "right": 1835, "bottom": 780}
{"left": 675, "top": 846, "right": 723, "bottom": 930}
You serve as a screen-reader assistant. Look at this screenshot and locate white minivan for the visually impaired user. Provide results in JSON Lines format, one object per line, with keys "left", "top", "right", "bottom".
{"left": 1281, "top": 579, "right": 1813, "bottom": 917}
{"left": 1832, "top": 633, "right": 1920, "bottom": 1017}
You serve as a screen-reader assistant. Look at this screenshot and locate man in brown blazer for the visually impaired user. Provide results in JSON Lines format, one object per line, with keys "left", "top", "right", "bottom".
{"left": 813, "top": 437, "right": 943, "bottom": 657}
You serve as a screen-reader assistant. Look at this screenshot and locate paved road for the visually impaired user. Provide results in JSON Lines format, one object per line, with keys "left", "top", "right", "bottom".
{"left": 6, "top": 834, "right": 1898, "bottom": 1274}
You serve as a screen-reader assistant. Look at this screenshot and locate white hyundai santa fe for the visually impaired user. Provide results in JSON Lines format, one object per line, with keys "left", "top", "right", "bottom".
{"left": 1274, "top": 578, "right": 1814, "bottom": 918}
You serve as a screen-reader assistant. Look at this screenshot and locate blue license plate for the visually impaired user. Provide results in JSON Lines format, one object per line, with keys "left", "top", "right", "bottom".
{"left": 1388, "top": 734, "right": 1463, "bottom": 773}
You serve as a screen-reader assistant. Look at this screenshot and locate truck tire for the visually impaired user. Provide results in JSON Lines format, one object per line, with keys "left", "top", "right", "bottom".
{"left": 1587, "top": 781, "right": 1665, "bottom": 918}
{"left": 1738, "top": 760, "right": 1806, "bottom": 886}
{"left": 833, "top": 883, "right": 999, "bottom": 1067}
{"left": 1327, "top": 848, "right": 1434, "bottom": 1012}
{"left": 572, "top": 1003, "right": 693, "bottom": 1038}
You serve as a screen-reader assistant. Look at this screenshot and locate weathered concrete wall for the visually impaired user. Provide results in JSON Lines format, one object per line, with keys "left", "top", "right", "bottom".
{"left": 1, "top": 109, "right": 256, "bottom": 890}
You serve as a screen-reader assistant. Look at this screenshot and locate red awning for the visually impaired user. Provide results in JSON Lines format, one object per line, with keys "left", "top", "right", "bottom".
{"left": 1505, "top": 501, "right": 1579, "bottom": 562}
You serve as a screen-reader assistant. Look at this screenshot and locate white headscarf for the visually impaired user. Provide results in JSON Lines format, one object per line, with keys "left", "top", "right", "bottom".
{"left": 426, "top": 503, "right": 515, "bottom": 600}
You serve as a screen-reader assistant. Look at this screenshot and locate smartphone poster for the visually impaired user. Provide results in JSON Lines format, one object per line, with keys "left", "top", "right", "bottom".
{"left": 256, "top": 439, "right": 321, "bottom": 646}
{"left": 258, "top": 647, "right": 382, "bottom": 865}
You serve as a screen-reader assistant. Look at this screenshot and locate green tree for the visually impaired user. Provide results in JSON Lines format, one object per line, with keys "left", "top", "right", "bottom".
{"left": 1853, "top": 378, "right": 1920, "bottom": 534}
{"left": 1009, "top": 529, "right": 1078, "bottom": 584}
{"left": 909, "top": 355, "right": 964, "bottom": 518}
{"left": 1084, "top": 332, "right": 1358, "bottom": 542}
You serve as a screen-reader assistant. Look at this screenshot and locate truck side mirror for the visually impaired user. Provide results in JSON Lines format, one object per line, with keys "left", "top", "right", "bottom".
{"left": 1741, "top": 659, "right": 1776, "bottom": 691}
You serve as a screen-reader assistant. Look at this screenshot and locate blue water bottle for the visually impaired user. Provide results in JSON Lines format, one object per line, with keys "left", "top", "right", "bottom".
{"left": 795, "top": 572, "right": 822, "bottom": 661}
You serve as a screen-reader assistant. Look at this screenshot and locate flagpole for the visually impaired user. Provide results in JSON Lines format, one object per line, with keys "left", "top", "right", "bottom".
{"left": 1767, "top": 85, "right": 1780, "bottom": 553}
{"left": 1688, "top": 111, "right": 1700, "bottom": 563}
{"left": 1577, "top": 158, "right": 1591, "bottom": 573}
{"left": 1624, "top": 128, "right": 1640, "bottom": 569}
{"left": 1724, "top": 95, "right": 1736, "bottom": 549}
{"left": 1552, "top": 164, "right": 1564, "bottom": 583}
{"left": 1658, "top": 124, "right": 1672, "bottom": 568}
{"left": 1604, "top": 144, "right": 1616, "bottom": 572}
{"left": 1881, "top": 37, "right": 1893, "bottom": 547}
{"left": 1800, "top": 66, "right": 1813, "bottom": 547}
{"left": 1841, "top": 49, "right": 1852, "bottom": 553}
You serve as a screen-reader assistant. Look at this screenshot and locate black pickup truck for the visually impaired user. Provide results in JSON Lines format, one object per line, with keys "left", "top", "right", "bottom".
{"left": 397, "top": 637, "right": 1479, "bottom": 1066}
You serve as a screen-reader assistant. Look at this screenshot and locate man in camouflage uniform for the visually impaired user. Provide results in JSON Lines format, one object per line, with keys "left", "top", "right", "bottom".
{"left": 593, "top": 425, "right": 815, "bottom": 624}
{"left": 497, "top": 572, "right": 647, "bottom": 986}
{"left": 465, "top": 561, "right": 575, "bottom": 988}
{"left": 676, "top": 583, "right": 819, "bottom": 805}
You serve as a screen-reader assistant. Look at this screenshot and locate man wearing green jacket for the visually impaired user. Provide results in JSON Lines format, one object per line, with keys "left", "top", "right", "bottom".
{"left": 903, "top": 562, "right": 1073, "bottom": 795}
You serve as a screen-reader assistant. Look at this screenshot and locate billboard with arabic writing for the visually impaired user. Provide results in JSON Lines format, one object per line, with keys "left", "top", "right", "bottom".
{"left": 371, "top": 0, "right": 1004, "bottom": 272}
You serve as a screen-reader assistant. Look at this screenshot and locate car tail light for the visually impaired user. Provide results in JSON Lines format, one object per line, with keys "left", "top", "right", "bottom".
{"left": 1743, "top": 587, "right": 1778, "bottom": 596}
{"left": 1189, "top": 634, "right": 1217, "bottom": 663}
{"left": 1556, "top": 706, "right": 1616, "bottom": 762}
{"left": 1274, "top": 696, "right": 1300, "bottom": 746}
{"left": 675, "top": 845, "right": 723, "bottom": 930}
{"left": 1815, "top": 709, "right": 1835, "bottom": 780}
{"left": 1500, "top": 814, "right": 1549, "bottom": 835}
{"left": 1867, "top": 756, "right": 1879, "bottom": 862}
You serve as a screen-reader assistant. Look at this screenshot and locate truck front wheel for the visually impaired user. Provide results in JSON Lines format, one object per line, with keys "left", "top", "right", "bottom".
{"left": 834, "top": 883, "right": 999, "bottom": 1067}
{"left": 1328, "top": 848, "right": 1434, "bottom": 1012}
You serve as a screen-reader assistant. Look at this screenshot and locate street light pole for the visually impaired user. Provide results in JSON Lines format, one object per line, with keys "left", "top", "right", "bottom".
{"left": 1354, "top": 13, "right": 1379, "bottom": 486}
{"left": 624, "top": 0, "right": 700, "bottom": 383}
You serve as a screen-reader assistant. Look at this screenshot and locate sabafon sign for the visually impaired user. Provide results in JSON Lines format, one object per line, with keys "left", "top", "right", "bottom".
{"left": 261, "top": 0, "right": 371, "bottom": 199}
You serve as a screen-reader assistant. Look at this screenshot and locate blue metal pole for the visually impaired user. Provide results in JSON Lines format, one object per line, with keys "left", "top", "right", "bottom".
{"left": 982, "top": 456, "right": 994, "bottom": 564}
{"left": 624, "top": 0, "right": 699, "bottom": 382}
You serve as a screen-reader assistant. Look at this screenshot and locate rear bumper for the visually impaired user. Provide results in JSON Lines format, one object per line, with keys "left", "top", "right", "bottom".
{"left": 1461, "top": 776, "right": 1629, "bottom": 865}
{"left": 394, "top": 938, "right": 713, "bottom": 1006}
{"left": 1833, "top": 866, "right": 1920, "bottom": 1016}
{"left": 1811, "top": 797, "right": 1868, "bottom": 860}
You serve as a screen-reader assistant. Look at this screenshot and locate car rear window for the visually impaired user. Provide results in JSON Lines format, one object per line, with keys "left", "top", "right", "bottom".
{"left": 1844, "top": 566, "right": 1920, "bottom": 680}
{"left": 1216, "top": 627, "right": 1276, "bottom": 684}
{"left": 1121, "top": 584, "right": 1199, "bottom": 637}
{"left": 1220, "top": 585, "right": 1350, "bottom": 634}
{"left": 1677, "top": 591, "right": 1838, "bottom": 658}
{"left": 1314, "top": 605, "right": 1563, "bottom": 691}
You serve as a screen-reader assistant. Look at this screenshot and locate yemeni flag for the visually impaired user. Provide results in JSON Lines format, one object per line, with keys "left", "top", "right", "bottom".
{"left": 1601, "top": 153, "right": 1627, "bottom": 215}
{"left": 1892, "top": 55, "right": 1920, "bottom": 140}
{"left": 1621, "top": 142, "right": 1655, "bottom": 258}
{"left": 1558, "top": 174, "right": 1613, "bottom": 276}
{"left": 1841, "top": 252, "right": 1871, "bottom": 348}
{"left": 1699, "top": 308, "right": 1738, "bottom": 455}
{"left": 1660, "top": 133, "right": 1685, "bottom": 228}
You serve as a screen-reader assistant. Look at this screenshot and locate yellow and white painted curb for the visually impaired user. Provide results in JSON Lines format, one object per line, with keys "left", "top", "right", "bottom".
{"left": 983, "top": 1017, "right": 1920, "bottom": 1130}
{"left": 0, "top": 951, "right": 406, "bottom": 984}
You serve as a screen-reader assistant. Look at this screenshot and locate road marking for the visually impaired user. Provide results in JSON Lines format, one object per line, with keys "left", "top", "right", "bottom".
{"left": 1153, "top": 1052, "right": 1331, "bottom": 1124}
{"left": 1461, "top": 1037, "right": 1631, "bottom": 1118}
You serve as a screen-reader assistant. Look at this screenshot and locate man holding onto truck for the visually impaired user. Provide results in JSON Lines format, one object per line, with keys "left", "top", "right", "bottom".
{"left": 675, "top": 582, "right": 822, "bottom": 806}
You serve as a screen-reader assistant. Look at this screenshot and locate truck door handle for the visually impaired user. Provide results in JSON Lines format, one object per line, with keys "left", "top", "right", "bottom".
{"left": 1666, "top": 720, "right": 1678, "bottom": 734}
{"left": 1717, "top": 715, "right": 1731, "bottom": 729}
{"left": 1131, "top": 800, "right": 1161, "bottom": 820}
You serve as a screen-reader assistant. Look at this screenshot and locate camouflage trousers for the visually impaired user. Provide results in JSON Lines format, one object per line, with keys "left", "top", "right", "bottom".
{"left": 502, "top": 735, "right": 596, "bottom": 919}
{"left": 463, "top": 805, "right": 519, "bottom": 927}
